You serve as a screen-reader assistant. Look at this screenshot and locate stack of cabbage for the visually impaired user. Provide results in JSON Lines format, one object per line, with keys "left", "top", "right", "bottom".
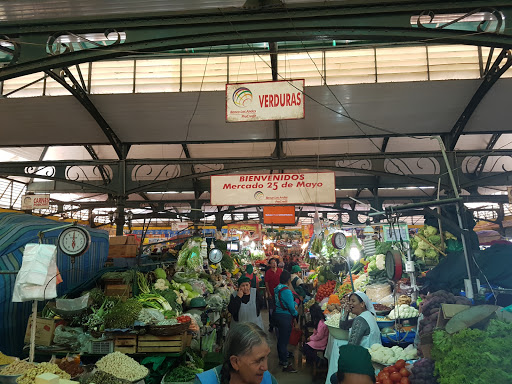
{"left": 411, "top": 225, "right": 456, "bottom": 264}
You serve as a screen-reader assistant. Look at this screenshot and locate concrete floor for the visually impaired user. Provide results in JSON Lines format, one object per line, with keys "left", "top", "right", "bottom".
{"left": 262, "top": 310, "right": 327, "bottom": 384}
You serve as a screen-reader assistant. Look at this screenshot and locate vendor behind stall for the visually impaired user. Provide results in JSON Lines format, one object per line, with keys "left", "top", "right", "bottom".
{"left": 290, "top": 265, "right": 308, "bottom": 300}
{"left": 244, "top": 264, "right": 259, "bottom": 288}
{"left": 339, "top": 292, "right": 381, "bottom": 348}
{"left": 228, "top": 276, "right": 265, "bottom": 329}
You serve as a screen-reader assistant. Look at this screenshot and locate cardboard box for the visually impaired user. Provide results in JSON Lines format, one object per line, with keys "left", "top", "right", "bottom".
{"left": 24, "top": 317, "right": 61, "bottom": 346}
{"left": 436, "top": 304, "right": 471, "bottom": 329}
{"left": 108, "top": 236, "right": 140, "bottom": 258}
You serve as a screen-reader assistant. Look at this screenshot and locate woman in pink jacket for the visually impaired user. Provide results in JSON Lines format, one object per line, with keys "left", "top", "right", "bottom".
{"left": 303, "top": 303, "right": 329, "bottom": 365}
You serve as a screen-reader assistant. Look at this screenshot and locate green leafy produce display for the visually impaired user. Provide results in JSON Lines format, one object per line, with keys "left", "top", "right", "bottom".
{"left": 104, "top": 298, "right": 142, "bottom": 329}
{"left": 432, "top": 319, "right": 512, "bottom": 384}
{"left": 164, "top": 365, "right": 203, "bottom": 383}
{"left": 86, "top": 287, "right": 105, "bottom": 306}
{"left": 101, "top": 270, "right": 136, "bottom": 284}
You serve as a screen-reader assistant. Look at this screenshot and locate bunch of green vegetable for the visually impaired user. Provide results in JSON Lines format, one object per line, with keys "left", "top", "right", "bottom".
{"left": 102, "top": 270, "right": 136, "bottom": 284}
{"left": 104, "top": 298, "right": 142, "bottom": 329}
{"left": 163, "top": 364, "right": 203, "bottom": 383}
{"left": 159, "top": 289, "right": 183, "bottom": 314}
{"left": 432, "top": 319, "right": 512, "bottom": 384}
{"left": 85, "top": 287, "right": 105, "bottom": 306}
{"left": 411, "top": 225, "right": 455, "bottom": 264}
{"left": 137, "top": 293, "right": 173, "bottom": 311}
{"left": 220, "top": 252, "right": 235, "bottom": 271}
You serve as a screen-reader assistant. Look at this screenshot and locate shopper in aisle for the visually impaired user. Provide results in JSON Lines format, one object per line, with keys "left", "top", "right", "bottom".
{"left": 195, "top": 322, "right": 278, "bottom": 384}
{"left": 329, "top": 345, "right": 375, "bottom": 384}
{"left": 228, "top": 276, "right": 265, "bottom": 329}
{"left": 290, "top": 265, "right": 308, "bottom": 300}
{"left": 302, "top": 303, "right": 328, "bottom": 366}
{"left": 273, "top": 270, "right": 298, "bottom": 373}
{"left": 265, "top": 258, "right": 282, "bottom": 332}
{"left": 338, "top": 291, "right": 381, "bottom": 348}
{"left": 244, "top": 264, "right": 259, "bottom": 288}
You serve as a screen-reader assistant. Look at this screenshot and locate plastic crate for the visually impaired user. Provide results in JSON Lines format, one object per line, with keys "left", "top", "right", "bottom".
{"left": 90, "top": 340, "right": 114, "bottom": 355}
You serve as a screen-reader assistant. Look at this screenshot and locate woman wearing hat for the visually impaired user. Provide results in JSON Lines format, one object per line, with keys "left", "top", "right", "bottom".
{"left": 228, "top": 276, "right": 265, "bottom": 329}
{"left": 338, "top": 291, "right": 381, "bottom": 349}
{"left": 330, "top": 345, "right": 376, "bottom": 384}
{"left": 244, "top": 264, "right": 259, "bottom": 288}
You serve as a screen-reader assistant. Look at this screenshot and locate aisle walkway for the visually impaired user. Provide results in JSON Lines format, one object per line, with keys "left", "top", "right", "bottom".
{"left": 261, "top": 310, "right": 325, "bottom": 384}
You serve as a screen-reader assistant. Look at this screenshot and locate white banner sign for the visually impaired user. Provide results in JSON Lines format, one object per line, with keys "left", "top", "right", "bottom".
{"left": 21, "top": 194, "right": 50, "bottom": 210}
{"left": 226, "top": 80, "right": 305, "bottom": 122}
{"left": 210, "top": 172, "right": 335, "bottom": 205}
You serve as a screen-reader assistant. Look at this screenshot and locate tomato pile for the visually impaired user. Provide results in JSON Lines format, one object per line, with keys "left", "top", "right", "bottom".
{"left": 177, "top": 315, "right": 190, "bottom": 323}
{"left": 315, "top": 280, "right": 336, "bottom": 302}
{"left": 376, "top": 359, "right": 410, "bottom": 384}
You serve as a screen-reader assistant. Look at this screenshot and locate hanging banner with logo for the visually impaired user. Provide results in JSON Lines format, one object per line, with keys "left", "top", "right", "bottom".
{"left": 211, "top": 172, "right": 335, "bottom": 205}
{"left": 21, "top": 194, "right": 50, "bottom": 210}
{"left": 226, "top": 79, "right": 305, "bottom": 122}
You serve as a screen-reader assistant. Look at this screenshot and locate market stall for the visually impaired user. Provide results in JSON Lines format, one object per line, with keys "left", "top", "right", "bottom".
{"left": 0, "top": 230, "right": 238, "bottom": 384}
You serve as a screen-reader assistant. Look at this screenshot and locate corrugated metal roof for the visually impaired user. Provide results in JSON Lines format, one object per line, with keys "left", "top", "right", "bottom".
{"left": 0, "top": 80, "right": 497, "bottom": 148}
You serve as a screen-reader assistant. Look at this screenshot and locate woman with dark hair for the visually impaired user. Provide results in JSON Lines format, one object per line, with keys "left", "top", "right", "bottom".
{"left": 338, "top": 291, "right": 381, "bottom": 348}
{"left": 195, "top": 322, "right": 277, "bottom": 384}
{"left": 273, "top": 269, "right": 298, "bottom": 373}
{"left": 303, "top": 303, "right": 328, "bottom": 365}
{"left": 265, "top": 257, "right": 282, "bottom": 332}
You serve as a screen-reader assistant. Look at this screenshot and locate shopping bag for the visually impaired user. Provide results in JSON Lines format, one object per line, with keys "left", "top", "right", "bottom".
{"left": 289, "top": 328, "right": 303, "bottom": 346}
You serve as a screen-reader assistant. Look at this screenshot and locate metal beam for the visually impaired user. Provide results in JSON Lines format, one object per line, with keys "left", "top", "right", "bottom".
{"left": 84, "top": 145, "right": 112, "bottom": 184}
{"left": 44, "top": 68, "right": 126, "bottom": 159}
{"left": 1, "top": 150, "right": 512, "bottom": 196}
{"left": 181, "top": 143, "right": 203, "bottom": 201}
{"left": 1, "top": 3, "right": 512, "bottom": 81}
{"left": 448, "top": 49, "right": 512, "bottom": 150}
{"left": 381, "top": 137, "right": 389, "bottom": 153}
{"left": 472, "top": 133, "right": 502, "bottom": 178}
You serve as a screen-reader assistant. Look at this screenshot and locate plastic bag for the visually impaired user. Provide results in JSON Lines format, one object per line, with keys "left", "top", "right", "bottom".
{"left": 56, "top": 293, "right": 90, "bottom": 311}
{"left": 206, "top": 294, "right": 224, "bottom": 311}
{"left": 53, "top": 325, "right": 85, "bottom": 350}
{"left": 366, "top": 283, "right": 392, "bottom": 302}
{"left": 379, "top": 294, "right": 395, "bottom": 307}
{"left": 138, "top": 308, "right": 165, "bottom": 325}
{"left": 189, "top": 279, "right": 208, "bottom": 295}
{"left": 12, "top": 244, "right": 58, "bottom": 302}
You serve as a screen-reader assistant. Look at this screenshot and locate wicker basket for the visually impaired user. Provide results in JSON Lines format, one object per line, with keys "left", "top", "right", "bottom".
{"left": 148, "top": 320, "right": 190, "bottom": 336}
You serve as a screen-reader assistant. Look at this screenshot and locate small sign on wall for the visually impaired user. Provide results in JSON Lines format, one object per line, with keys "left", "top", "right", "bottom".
{"left": 21, "top": 194, "right": 50, "bottom": 210}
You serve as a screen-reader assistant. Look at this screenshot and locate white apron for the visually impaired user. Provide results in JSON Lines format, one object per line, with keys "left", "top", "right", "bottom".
{"left": 232, "top": 288, "right": 264, "bottom": 329}
{"left": 351, "top": 310, "right": 382, "bottom": 349}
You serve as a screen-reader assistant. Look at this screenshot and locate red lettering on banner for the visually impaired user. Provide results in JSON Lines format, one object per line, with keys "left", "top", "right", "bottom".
{"left": 291, "top": 93, "right": 296, "bottom": 106}
{"left": 286, "top": 93, "right": 291, "bottom": 106}
{"left": 269, "top": 94, "right": 273, "bottom": 106}
{"left": 259, "top": 95, "right": 265, "bottom": 108}
{"left": 265, "top": 95, "right": 269, "bottom": 107}
{"left": 297, "top": 92, "right": 302, "bottom": 105}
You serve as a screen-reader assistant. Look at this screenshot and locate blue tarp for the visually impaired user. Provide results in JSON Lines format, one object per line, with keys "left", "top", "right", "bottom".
{"left": 0, "top": 212, "right": 109, "bottom": 356}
